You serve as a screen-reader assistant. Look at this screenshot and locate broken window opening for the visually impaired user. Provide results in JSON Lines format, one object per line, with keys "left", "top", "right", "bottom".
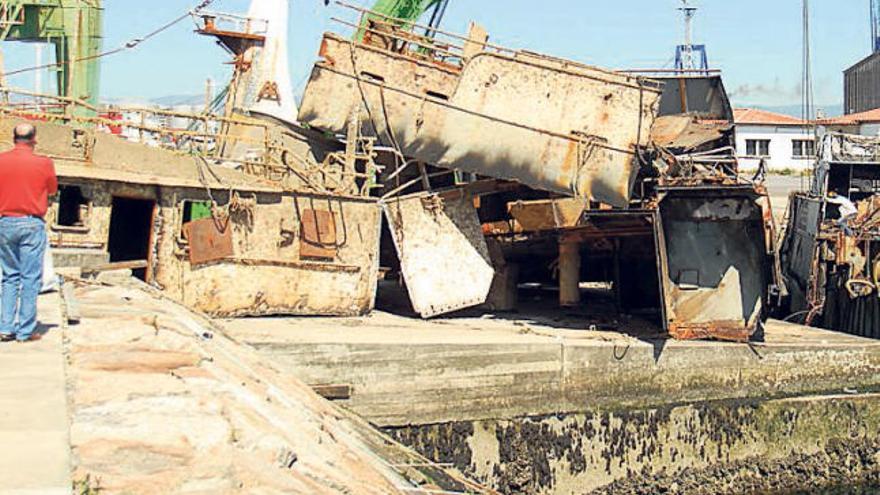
{"left": 108, "top": 197, "right": 156, "bottom": 281}
{"left": 179, "top": 200, "right": 214, "bottom": 242}
{"left": 54, "top": 185, "right": 90, "bottom": 229}
{"left": 360, "top": 71, "right": 385, "bottom": 83}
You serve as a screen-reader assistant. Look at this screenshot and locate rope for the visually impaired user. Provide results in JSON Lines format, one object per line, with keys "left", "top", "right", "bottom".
{"left": 845, "top": 278, "right": 875, "bottom": 299}
{"left": 345, "top": 41, "right": 411, "bottom": 199}
{"left": 4, "top": 0, "right": 217, "bottom": 78}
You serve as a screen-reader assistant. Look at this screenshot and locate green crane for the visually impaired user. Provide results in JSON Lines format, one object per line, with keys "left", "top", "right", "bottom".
{"left": 0, "top": 0, "right": 103, "bottom": 117}
{"left": 358, "top": 0, "right": 450, "bottom": 40}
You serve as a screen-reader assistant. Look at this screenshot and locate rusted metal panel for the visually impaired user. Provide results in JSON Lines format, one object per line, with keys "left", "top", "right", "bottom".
{"left": 650, "top": 114, "right": 732, "bottom": 152}
{"left": 159, "top": 192, "right": 384, "bottom": 318}
{"left": 507, "top": 198, "right": 587, "bottom": 231}
{"left": 300, "top": 208, "right": 338, "bottom": 259}
{"left": 384, "top": 192, "right": 494, "bottom": 318}
{"left": 184, "top": 217, "right": 234, "bottom": 265}
{"left": 656, "top": 187, "right": 770, "bottom": 341}
{"left": 652, "top": 75, "right": 733, "bottom": 120}
{"left": 299, "top": 33, "right": 662, "bottom": 207}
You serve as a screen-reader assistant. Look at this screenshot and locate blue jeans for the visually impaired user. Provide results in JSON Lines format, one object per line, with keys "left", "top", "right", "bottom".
{"left": 0, "top": 217, "right": 46, "bottom": 340}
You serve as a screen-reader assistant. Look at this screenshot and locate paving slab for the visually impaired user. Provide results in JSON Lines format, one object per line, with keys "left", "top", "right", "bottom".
{"left": 0, "top": 293, "right": 70, "bottom": 495}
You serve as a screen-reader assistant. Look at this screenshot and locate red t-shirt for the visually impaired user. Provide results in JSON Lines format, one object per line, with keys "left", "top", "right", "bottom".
{"left": 0, "top": 143, "right": 58, "bottom": 218}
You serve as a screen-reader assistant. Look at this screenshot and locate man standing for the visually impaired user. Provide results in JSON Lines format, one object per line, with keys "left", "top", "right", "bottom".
{"left": 0, "top": 123, "right": 57, "bottom": 342}
{"left": 826, "top": 191, "right": 858, "bottom": 236}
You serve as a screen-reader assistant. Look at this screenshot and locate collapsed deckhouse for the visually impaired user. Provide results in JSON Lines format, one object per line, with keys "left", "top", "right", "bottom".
{"left": 0, "top": 112, "right": 382, "bottom": 318}
{"left": 298, "top": 7, "right": 776, "bottom": 341}
{"left": 300, "top": 32, "right": 661, "bottom": 208}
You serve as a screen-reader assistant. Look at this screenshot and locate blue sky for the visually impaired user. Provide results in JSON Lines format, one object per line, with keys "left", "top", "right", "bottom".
{"left": 0, "top": 0, "right": 872, "bottom": 113}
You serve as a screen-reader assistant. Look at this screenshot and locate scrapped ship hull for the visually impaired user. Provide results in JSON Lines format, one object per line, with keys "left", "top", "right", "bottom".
{"left": 299, "top": 34, "right": 662, "bottom": 208}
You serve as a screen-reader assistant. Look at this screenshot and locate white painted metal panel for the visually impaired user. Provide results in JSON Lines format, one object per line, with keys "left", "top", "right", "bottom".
{"left": 383, "top": 192, "right": 494, "bottom": 318}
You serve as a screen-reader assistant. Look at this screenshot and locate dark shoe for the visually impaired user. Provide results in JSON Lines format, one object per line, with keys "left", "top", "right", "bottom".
{"left": 0, "top": 333, "right": 15, "bottom": 342}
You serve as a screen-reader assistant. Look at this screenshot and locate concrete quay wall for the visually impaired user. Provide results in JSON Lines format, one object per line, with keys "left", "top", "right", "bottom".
{"left": 247, "top": 330, "right": 880, "bottom": 427}
{"left": 388, "top": 393, "right": 880, "bottom": 494}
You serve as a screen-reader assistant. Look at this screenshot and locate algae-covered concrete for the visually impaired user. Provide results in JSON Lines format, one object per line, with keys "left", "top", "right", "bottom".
{"left": 388, "top": 393, "right": 880, "bottom": 494}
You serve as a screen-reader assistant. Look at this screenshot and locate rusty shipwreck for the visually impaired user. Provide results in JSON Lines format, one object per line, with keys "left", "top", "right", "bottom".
{"left": 297, "top": 4, "right": 777, "bottom": 341}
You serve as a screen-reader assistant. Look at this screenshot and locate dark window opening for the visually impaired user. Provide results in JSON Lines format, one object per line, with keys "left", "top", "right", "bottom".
{"left": 792, "top": 139, "right": 815, "bottom": 157}
{"left": 180, "top": 200, "right": 213, "bottom": 241}
{"left": 745, "top": 139, "right": 770, "bottom": 157}
{"left": 55, "top": 185, "right": 89, "bottom": 227}
{"left": 182, "top": 200, "right": 212, "bottom": 224}
{"left": 108, "top": 197, "right": 155, "bottom": 281}
{"left": 425, "top": 90, "right": 449, "bottom": 101}
{"left": 360, "top": 71, "right": 385, "bottom": 83}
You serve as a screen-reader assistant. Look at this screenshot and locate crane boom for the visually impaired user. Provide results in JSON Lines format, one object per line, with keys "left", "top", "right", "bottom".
{"left": 0, "top": 0, "right": 102, "bottom": 116}
{"left": 359, "top": 0, "right": 450, "bottom": 40}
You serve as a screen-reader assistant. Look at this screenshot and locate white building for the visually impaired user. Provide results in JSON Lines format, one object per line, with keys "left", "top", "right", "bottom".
{"left": 817, "top": 108, "right": 880, "bottom": 137}
{"left": 734, "top": 108, "right": 816, "bottom": 173}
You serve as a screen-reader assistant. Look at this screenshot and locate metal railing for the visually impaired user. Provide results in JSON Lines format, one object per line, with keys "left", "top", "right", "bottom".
{"left": 191, "top": 10, "right": 269, "bottom": 37}
{"left": 0, "top": 85, "right": 377, "bottom": 195}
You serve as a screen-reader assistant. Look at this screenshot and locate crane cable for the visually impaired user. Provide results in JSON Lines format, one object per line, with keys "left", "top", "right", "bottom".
{"left": 3, "top": 0, "right": 217, "bottom": 79}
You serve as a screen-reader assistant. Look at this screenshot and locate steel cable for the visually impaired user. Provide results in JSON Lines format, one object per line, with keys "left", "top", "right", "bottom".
{"left": 3, "top": 0, "right": 218, "bottom": 79}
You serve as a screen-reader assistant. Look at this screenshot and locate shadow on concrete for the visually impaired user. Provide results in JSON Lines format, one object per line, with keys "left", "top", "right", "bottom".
{"left": 377, "top": 280, "right": 674, "bottom": 362}
{"left": 34, "top": 323, "right": 58, "bottom": 336}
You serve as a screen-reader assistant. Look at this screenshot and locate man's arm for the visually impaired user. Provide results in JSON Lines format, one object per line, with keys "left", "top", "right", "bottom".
{"left": 45, "top": 158, "right": 58, "bottom": 195}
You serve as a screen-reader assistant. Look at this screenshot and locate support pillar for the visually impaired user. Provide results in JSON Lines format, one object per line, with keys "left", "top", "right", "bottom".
{"left": 559, "top": 238, "right": 581, "bottom": 307}
{"left": 486, "top": 263, "right": 520, "bottom": 311}
{"left": 484, "top": 238, "right": 519, "bottom": 311}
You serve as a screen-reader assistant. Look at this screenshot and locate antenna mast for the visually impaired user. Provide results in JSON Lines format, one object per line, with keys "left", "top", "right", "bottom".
{"left": 674, "top": 0, "right": 709, "bottom": 72}
{"left": 872, "top": 0, "right": 880, "bottom": 52}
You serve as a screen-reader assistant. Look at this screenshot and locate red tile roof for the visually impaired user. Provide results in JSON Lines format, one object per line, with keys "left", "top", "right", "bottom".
{"left": 733, "top": 108, "right": 810, "bottom": 126}
{"left": 816, "top": 108, "right": 880, "bottom": 126}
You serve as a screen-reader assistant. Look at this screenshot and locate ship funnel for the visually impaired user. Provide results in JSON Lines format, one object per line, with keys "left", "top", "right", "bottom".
{"left": 244, "top": 0, "right": 297, "bottom": 123}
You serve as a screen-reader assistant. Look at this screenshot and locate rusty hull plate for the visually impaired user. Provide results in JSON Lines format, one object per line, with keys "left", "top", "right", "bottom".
{"left": 299, "top": 34, "right": 662, "bottom": 207}
{"left": 300, "top": 208, "right": 338, "bottom": 259}
{"left": 185, "top": 217, "right": 234, "bottom": 265}
{"left": 656, "top": 188, "right": 769, "bottom": 341}
{"left": 383, "top": 192, "right": 495, "bottom": 318}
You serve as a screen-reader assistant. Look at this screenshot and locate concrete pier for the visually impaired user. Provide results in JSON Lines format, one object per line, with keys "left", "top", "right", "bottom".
{"left": 225, "top": 312, "right": 880, "bottom": 493}
{"left": 224, "top": 312, "right": 880, "bottom": 427}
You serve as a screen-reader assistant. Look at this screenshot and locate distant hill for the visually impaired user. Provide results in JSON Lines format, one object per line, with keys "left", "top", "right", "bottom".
{"left": 102, "top": 94, "right": 203, "bottom": 108}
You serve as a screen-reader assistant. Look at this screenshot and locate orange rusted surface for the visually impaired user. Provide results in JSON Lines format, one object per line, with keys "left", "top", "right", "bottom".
{"left": 669, "top": 322, "right": 754, "bottom": 342}
{"left": 184, "top": 217, "right": 234, "bottom": 265}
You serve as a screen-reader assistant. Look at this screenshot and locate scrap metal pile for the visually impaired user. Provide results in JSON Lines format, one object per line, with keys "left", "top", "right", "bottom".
{"left": 780, "top": 132, "right": 880, "bottom": 336}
